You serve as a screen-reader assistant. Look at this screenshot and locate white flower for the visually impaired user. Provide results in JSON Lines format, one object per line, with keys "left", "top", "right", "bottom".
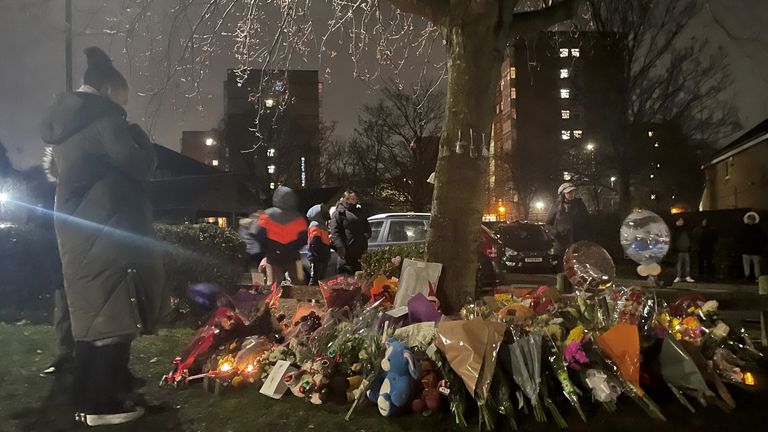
{"left": 701, "top": 300, "right": 719, "bottom": 315}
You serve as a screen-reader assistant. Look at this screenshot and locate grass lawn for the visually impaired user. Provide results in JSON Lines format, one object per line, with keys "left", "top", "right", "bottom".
{"left": 1, "top": 323, "right": 767, "bottom": 432}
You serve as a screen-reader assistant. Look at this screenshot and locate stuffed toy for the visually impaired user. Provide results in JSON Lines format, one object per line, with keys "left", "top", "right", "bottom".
{"left": 411, "top": 359, "right": 442, "bottom": 415}
{"left": 367, "top": 338, "right": 420, "bottom": 416}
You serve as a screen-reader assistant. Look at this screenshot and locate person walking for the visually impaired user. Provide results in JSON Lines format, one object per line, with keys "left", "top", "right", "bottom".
{"left": 254, "top": 186, "right": 307, "bottom": 288}
{"left": 693, "top": 218, "right": 718, "bottom": 280}
{"left": 306, "top": 204, "right": 332, "bottom": 285}
{"left": 330, "top": 190, "right": 371, "bottom": 275}
{"left": 672, "top": 217, "right": 694, "bottom": 283}
{"left": 739, "top": 211, "right": 765, "bottom": 281}
{"left": 40, "top": 47, "right": 165, "bottom": 426}
{"left": 545, "top": 182, "right": 589, "bottom": 258}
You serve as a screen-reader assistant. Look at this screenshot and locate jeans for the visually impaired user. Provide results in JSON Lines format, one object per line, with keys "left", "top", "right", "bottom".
{"left": 742, "top": 254, "right": 762, "bottom": 278}
{"left": 676, "top": 252, "right": 691, "bottom": 279}
{"left": 309, "top": 261, "right": 328, "bottom": 285}
{"left": 266, "top": 260, "right": 304, "bottom": 287}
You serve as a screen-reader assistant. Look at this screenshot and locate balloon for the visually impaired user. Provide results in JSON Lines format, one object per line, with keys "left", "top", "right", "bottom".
{"left": 619, "top": 210, "right": 671, "bottom": 266}
{"left": 563, "top": 241, "right": 616, "bottom": 291}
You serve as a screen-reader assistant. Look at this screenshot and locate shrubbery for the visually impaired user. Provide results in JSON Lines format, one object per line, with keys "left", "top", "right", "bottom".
{"left": 361, "top": 244, "right": 426, "bottom": 279}
{"left": 0, "top": 222, "right": 246, "bottom": 323}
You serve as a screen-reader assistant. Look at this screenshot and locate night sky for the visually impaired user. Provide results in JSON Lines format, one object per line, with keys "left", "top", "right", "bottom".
{"left": 0, "top": 0, "right": 766, "bottom": 169}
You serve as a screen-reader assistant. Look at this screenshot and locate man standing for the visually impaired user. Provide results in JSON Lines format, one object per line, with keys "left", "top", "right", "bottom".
{"left": 740, "top": 211, "right": 765, "bottom": 281}
{"left": 545, "top": 182, "right": 589, "bottom": 258}
{"left": 672, "top": 217, "right": 694, "bottom": 283}
{"left": 693, "top": 218, "right": 718, "bottom": 280}
{"left": 330, "top": 190, "right": 371, "bottom": 275}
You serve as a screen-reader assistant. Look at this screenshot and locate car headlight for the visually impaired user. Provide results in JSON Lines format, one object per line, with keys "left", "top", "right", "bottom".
{"left": 505, "top": 248, "right": 518, "bottom": 256}
{"left": 548, "top": 248, "right": 556, "bottom": 255}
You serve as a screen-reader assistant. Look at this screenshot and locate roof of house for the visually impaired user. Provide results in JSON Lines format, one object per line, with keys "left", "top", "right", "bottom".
{"left": 704, "top": 118, "right": 768, "bottom": 167}
{"left": 153, "top": 144, "right": 222, "bottom": 178}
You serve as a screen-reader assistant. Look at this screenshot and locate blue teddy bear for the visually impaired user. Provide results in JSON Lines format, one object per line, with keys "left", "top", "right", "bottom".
{"left": 367, "top": 337, "right": 420, "bottom": 416}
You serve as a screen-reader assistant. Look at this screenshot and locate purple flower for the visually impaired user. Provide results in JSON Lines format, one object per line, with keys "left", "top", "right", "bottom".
{"left": 564, "top": 340, "right": 589, "bottom": 370}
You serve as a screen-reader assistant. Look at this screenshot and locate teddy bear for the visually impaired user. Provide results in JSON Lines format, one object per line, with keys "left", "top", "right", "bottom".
{"left": 411, "top": 359, "right": 442, "bottom": 415}
{"left": 367, "top": 338, "right": 420, "bottom": 416}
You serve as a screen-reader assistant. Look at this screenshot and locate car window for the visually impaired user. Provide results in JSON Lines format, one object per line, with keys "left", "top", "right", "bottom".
{"left": 386, "top": 220, "right": 427, "bottom": 243}
{"left": 370, "top": 221, "right": 384, "bottom": 243}
{"left": 498, "top": 225, "right": 551, "bottom": 250}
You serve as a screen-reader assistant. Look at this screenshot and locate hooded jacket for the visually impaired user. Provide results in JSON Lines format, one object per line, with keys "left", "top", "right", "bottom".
{"left": 330, "top": 201, "right": 371, "bottom": 261}
{"left": 306, "top": 204, "right": 331, "bottom": 263}
{"left": 739, "top": 223, "right": 767, "bottom": 255}
{"left": 671, "top": 222, "right": 692, "bottom": 253}
{"left": 40, "top": 91, "right": 165, "bottom": 342}
{"left": 254, "top": 187, "right": 307, "bottom": 266}
{"left": 545, "top": 196, "right": 588, "bottom": 255}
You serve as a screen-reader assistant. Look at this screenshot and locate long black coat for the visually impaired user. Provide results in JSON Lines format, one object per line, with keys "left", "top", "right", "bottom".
{"left": 330, "top": 202, "right": 371, "bottom": 262}
{"left": 40, "top": 91, "right": 165, "bottom": 342}
{"left": 545, "top": 197, "right": 589, "bottom": 256}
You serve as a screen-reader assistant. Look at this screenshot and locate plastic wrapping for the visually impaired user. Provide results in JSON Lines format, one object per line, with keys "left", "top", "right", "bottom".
{"left": 393, "top": 259, "right": 442, "bottom": 308}
{"left": 319, "top": 276, "right": 362, "bottom": 309}
{"left": 505, "top": 333, "right": 543, "bottom": 410}
{"left": 659, "top": 335, "right": 714, "bottom": 402}
{"left": 596, "top": 323, "right": 642, "bottom": 395}
{"left": 435, "top": 318, "right": 506, "bottom": 401}
{"left": 233, "top": 336, "right": 273, "bottom": 371}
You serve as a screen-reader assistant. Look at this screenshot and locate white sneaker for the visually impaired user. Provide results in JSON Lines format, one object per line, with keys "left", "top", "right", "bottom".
{"left": 673, "top": 277, "right": 682, "bottom": 283}
{"left": 76, "top": 406, "right": 145, "bottom": 427}
{"left": 685, "top": 277, "right": 695, "bottom": 283}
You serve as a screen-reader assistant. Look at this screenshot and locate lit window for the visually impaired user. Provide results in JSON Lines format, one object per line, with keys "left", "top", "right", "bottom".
{"left": 205, "top": 137, "right": 216, "bottom": 146}
{"left": 270, "top": 182, "right": 276, "bottom": 190}
{"left": 267, "top": 165, "right": 276, "bottom": 174}
{"left": 496, "top": 104, "right": 500, "bottom": 114}
{"left": 560, "top": 68, "right": 570, "bottom": 79}
{"left": 511, "top": 108, "right": 517, "bottom": 119}
{"left": 510, "top": 88, "right": 516, "bottom": 99}
{"left": 264, "top": 98, "right": 275, "bottom": 108}
{"left": 267, "top": 148, "right": 276, "bottom": 157}
{"left": 559, "top": 48, "right": 569, "bottom": 57}
{"left": 563, "top": 171, "right": 572, "bottom": 180}
{"left": 648, "top": 131, "right": 654, "bottom": 137}
{"left": 573, "top": 130, "right": 583, "bottom": 138}
{"left": 211, "top": 159, "right": 219, "bottom": 166}
{"left": 649, "top": 173, "right": 655, "bottom": 179}
{"left": 654, "top": 142, "right": 660, "bottom": 148}
{"left": 571, "top": 48, "right": 580, "bottom": 57}
{"left": 656, "top": 163, "right": 661, "bottom": 168}
{"left": 560, "top": 89, "right": 570, "bottom": 99}
{"left": 509, "top": 67, "right": 516, "bottom": 79}
{"left": 561, "top": 110, "right": 571, "bottom": 119}
{"left": 651, "top": 194, "right": 657, "bottom": 200}
{"left": 561, "top": 130, "right": 571, "bottom": 140}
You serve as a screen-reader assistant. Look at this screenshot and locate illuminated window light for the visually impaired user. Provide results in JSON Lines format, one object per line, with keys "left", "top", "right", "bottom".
{"left": 269, "top": 182, "right": 276, "bottom": 190}
{"left": 267, "top": 165, "right": 276, "bottom": 174}
{"left": 571, "top": 48, "right": 580, "bottom": 57}
{"left": 267, "top": 148, "right": 276, "bottom": 157}
{"left": 264, "top": 98, "right": 275, "bottom": 108}
{"left": 651, "top": 194, "right": 657, "bottom": 200}
{"left": 573, "top": 130, "right": 583, "bottom": 139}
{"left": 559, "top": 48, "right": 569, "bottom": 57}
{"left": 509, "top": 67, "right": 516, "bottom": 79}
{"left": 560, "top": 68, "right": 570, "bottom": 79}
{"left": 648, "top": 131, "right": 654, "bottom": 137}
{"left": 561, "top": 110, "right": 570, "bottom": 119}
{"left": 561, "top": 130, "right": 571, "bottom": 140}
{"left": 510, "top": 88, "right": 516, "bottom": 99}
{"left": 205, "top": 137, "right": 216, "bottom": 146}
{"left": 211, "top": 159, "right": 219, "bottom": 166}
{"left": 560, "top": 89, "right": 570, "bottom": 99}
{"left": 650, "top": 173, "right": 655, "bottom": 179}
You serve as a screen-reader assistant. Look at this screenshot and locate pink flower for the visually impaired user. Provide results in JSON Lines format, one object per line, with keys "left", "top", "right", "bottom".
{"left": 564, "top": 340, "right": 589, "bottom": 370}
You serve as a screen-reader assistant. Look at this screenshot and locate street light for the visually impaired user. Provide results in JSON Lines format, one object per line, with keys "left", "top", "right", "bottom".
{"left": 205, "top": 137, "right": 216, "bottom": 146}
{"left": 535, "top": 201, "right": 544, "bottom": 211}
{"left": 585, "top": 143, "right": 596, "bottom": 151}
{"left": 0, "top": 192, "right": 8, "bottom": 203}
{"left": 610, "top": 176, "right": 617, "bottom": 187}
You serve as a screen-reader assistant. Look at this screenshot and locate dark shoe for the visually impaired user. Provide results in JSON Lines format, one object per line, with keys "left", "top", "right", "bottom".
{"left": 40, "top": 355, "right": 73, "bottom": 376}
{"left": 76, "top": 402, "right": 145, "bottom": 427}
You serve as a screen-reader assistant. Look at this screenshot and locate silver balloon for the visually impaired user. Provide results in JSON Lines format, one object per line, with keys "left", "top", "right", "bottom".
{"left": 619, "top": 210, "right": 670, "bottom": 266}
{"left": 563, "top": 241, "right": 616, "bottom": 291}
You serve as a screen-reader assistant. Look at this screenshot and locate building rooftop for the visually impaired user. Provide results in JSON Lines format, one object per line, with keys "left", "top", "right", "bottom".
{"left": 705, "top": 118, "right": 768, "bottom": 167}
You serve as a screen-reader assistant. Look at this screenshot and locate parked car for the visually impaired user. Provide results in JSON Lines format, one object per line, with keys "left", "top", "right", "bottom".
{"left": 496, "top": 222, "right": 559, "bottom": 273}
{"left": 300, "top": 213, "right": 501, "bottom": 286}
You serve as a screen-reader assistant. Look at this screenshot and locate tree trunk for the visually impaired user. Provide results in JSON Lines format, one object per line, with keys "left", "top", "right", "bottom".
{"left": 427, "top": 24, "right": 504, "bottom": 313}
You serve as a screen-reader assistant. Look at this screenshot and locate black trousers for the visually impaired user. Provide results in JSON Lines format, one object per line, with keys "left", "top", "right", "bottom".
{"left": 337, "top": 255, "right": 362, "bottom": 275}
{"left": 74, "top": 340, "right": 132, "bottom": 414}
{"left": 698, "top": 249, "right": 715, "bottom": 278}
{"left": 53, "top": 289, "right": 74, "bottom": 360}
{"left": 309, "top": 260, "right": 329, "bottom": 284}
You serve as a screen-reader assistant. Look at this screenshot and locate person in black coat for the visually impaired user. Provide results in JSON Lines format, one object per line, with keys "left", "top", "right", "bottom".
{"left": 672, "top": 217, "right": 694, "bottom": 283}
{"left": 40, "top": 47, "right": 164, "bottom": 426}
{"left": 740, "top": 212, "right": 765, "bottom": 280}
{"left": 693, "top": 218, "right": 718, "bottom": 280}
{"left": 545, "top": 182, "right": 589, "bottom": 258}
{"left": 330, "top": 190, "right": 371, "bottom": 275}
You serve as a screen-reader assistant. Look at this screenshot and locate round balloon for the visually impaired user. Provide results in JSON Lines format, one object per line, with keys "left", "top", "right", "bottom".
{"left": 563, "top": 241, "right": 616, "bottom": 291}
{"left": 619, "top": 210, "right": 670, "bottom": 266}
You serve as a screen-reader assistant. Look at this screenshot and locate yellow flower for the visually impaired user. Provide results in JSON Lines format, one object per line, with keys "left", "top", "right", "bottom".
{"left": 566, "top": 325, "right": 585, "bottom": 343}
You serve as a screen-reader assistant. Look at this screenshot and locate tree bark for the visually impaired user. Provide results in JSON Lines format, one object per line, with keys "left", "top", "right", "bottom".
{"left": 427, "top": 23, "right": 504, "bottom": 313}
